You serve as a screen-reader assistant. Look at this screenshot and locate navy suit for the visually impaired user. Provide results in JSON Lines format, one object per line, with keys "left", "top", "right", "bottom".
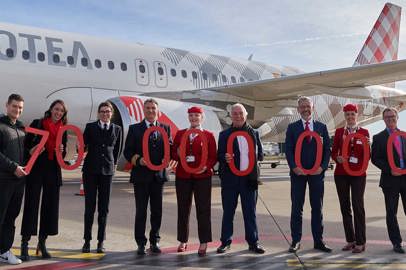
{"left": 218, "top": 125, "right": 263, "bottom": 246}
{"left": 285, "top": 119, "right": 330, "bottom": 244}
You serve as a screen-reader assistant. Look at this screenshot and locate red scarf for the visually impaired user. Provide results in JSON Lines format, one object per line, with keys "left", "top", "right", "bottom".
{"left": 42, "top": 117, "right": 63, "bottom": 160}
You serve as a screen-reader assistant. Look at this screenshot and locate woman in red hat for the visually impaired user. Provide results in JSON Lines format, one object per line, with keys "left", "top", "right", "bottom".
{"left": 331, "top": 103, "right": 370, "bottom": 253}
{"left": 171, "top": 106, "right": 217, "bottom": 256}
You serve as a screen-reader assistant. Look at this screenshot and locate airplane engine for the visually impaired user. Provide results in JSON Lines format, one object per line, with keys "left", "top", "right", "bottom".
{"left": 107, "top": 96, "right": 222, "bottom": 171}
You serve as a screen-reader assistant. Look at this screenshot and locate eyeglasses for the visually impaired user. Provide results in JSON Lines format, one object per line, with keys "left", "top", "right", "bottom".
{"left": 384, "top": 115, "right": 397, "bottom": 119}
{"left": 99, "top": 110, "right": 112, "bottom": 114}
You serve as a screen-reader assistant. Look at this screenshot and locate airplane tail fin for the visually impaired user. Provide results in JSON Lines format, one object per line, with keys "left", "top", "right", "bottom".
{"left": 353, "top": 3, "right": 401, "bottom": 67}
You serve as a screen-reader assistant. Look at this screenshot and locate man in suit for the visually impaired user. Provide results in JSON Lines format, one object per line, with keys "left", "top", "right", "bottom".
{"left": 285, "top": 96, "right": 332, "bottom": 253}
{"left": 372, "top": 107, "right": 406, "bottom": 254}
{"left": 216, "top": 103, "right": 265, "bottom": 254}
{"left": 124, "top": 98, "right": 172, "bottom": 255}
{"left": 81, "top": 101, "right": 122, "bottom": 254}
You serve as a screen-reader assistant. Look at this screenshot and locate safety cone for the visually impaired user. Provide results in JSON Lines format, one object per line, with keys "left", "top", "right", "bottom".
{"left": 75, "top": 179, "right": 85, "bottom": 196}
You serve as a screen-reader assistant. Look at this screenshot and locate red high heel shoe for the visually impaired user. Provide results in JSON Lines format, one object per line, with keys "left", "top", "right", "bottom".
{"left": 198, "top": 243, "right": 207, "bottom": 257}
{"left": 177, "top": 243, "right": 187, "bottom": 252}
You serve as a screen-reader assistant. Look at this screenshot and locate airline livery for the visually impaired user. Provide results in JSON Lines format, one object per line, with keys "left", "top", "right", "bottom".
{"left": 0, "top": 3, "right": 406, "bottom": 170}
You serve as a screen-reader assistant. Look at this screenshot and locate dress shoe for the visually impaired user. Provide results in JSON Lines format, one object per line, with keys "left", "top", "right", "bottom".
{"left": 288, "top": 242, "right": 300, "bottom": 253}
{"left": 36, "top": 237, "right": 51, "bottom": 258}
{"left": 393, "top": 244, "right": 405, "bottom": 254}
{"left": 352, "top": 244, "right": 365, "bottom": 253}
{"left": 177, "top": 243, "right": 187, "bottom": 252}
{"left": 248, "top": 243, "right": 266, "bottom": 254}
{"left": 341, "top": 242, "right": 355, "bottom": 251}
{"left": 82, "top": 241, "right": 90, "bottom": 253}
{"left": 137, "top": 245, "right": 146, "bottom": 255}
{"left": 216, "top": 243, "right": 230, "bottom": 254}
{"left": 198, "top": 243, "right": 207, "bottom": 257}
{"left": 314, "top": 242, "right": 332, "bottom": 253}
{"left": 97, "top": 241, "right": 105, "bottom": 253}
{"left": 150, "top": 243, "right": 162, "bottom": 254}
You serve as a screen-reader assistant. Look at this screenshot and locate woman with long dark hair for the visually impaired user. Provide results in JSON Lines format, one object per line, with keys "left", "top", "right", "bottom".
{"left": 20, "top": 100, "right": 68, "bottom": 261}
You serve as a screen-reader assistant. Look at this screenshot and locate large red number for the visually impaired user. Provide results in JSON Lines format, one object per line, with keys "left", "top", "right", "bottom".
{"left": 179, "top": 129, "right": 208, "bottom": 174}
{"left": 341, "top": 133, "right": 370, "bottom": 176}
{"left": 56, "top": 125, "right": 85, "bottom": 170}
{"left": 294, "top": 130, "right": 323, "bottom": 175}
{"left": 226, "top": 131, "right": 255, "bottom": 176}
{"left": 387, "top": 131, "right": 406, "bottom": 175}
{"left": 142, "top": 126, "right": 170, "bottom": 171}
{"left": 24, "top": 127, "right": 49, "bottom": 174}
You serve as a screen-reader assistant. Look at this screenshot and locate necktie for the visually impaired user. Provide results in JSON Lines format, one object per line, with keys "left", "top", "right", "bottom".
{"left": 305, "top": 121, "right": 311, "bottom": 143}
{"left": 103, "top": 123, "right": 107, "bottom": 131}
{"left": 149, "top": 123, "right": 157, "bottom": 140}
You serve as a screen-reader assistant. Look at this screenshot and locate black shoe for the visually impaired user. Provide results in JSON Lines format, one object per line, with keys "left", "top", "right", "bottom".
{"left": 314, "top": 242, "right": 332, "bottom": 253}
{"left": 216, "top": 243, "right": 231, "bottom": 253}
{"left": 82, "top": 241, "right": 90, "bottom": 253}
{"left": 97, "top": 241, "right": 105, "bottom": 253}
{"left": 248, "top": 243, "right": 266, "bottom": 254}
{"left": 137, "top": 245, "right": 146, "bottom": 255}
{"left": 393, "top": 244, "right": 405, "bottom": 254}
{"left": 20, "top": 240, "right": 30, "bottom": 261}
{"left": 288, "top": 242, "right": 301, "bottom": 253}
{"left": 150, "top": 243, "right": 161, "bottom": 254}
{"left": 36, "top": 237, "right": 51, "bottom": 259}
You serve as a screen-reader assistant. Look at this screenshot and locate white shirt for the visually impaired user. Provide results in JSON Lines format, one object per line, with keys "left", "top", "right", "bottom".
{"left": 144, "top": 119, "right": 157, "bottom": 127}
{"left": 237, "top": 136, "right": 249, "bottom": 171}
{"left": 301, "top": 118, "right": 314, "bottom": 131}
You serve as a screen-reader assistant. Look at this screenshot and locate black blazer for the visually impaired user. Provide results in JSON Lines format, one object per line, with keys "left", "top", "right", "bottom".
{"left": 82, "top": 121, "right": 122, "bottom": 175}
{"left": 124, "top": 120, "right": 172, "bottom": 184}
{"left": 372, "top": 129, "right": 406, "bottom": 188}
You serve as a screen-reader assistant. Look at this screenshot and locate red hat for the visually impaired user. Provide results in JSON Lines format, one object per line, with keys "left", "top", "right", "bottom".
{"left": 343, "top": 103, "right": 358, "bottom": 113}
{"left": 187, "top": 106, "right": 203, "bottom": 114}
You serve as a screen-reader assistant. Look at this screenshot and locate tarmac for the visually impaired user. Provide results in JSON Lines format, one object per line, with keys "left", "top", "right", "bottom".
{"left": 1, "top": 162, "right": 406, "bottom": 269}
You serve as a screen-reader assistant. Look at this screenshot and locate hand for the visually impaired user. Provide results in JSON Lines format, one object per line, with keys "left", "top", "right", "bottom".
{"left": 196, "top": 166, "right": 207, "bottom": 174}
{"left": 131, "top": 154, "right": 140, "bottom": 166}
{"left": 392, "top": 170, "right": 402, "bottom": 176}
{"left": 336, "top": 156, "right": 344, "bottom": 164}
{"left": 139, "top": 157, "right": 146, "bottom": 166}
{"left": 14, "top": 166, "right": 27, "bottom": 177}
{"left": 29, "top": 144, "right": 45, "bottom": 156}
{"left": 225, "top": 153, "right": 233, "bottom": 163}
{"left": 57, "top": 144, "right": 64, "bottom": 152}
{"left": 293, "top": 167, "right": 304, "bottom": 175}
{"left": 311, "top": 167, "right": 323, "bottom": 175}
{"left": 167, "top": 159, "right": 178, "bottom": 173}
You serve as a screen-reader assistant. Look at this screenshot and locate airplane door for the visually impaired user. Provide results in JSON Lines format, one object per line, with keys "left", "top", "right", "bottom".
{"left": 154, "top": 61, "right": 168, "bottom": 88}
{"left": 135, "top": 59, "right": 149, "bottom": 86}
{"left": 90, "top": 88, "right": 119, "bottom": 121}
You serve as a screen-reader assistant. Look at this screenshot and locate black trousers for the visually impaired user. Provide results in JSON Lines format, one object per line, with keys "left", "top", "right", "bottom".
{"left": 21, "top": 164, "right": 60, "bottom": 237}
{"left": 382, "top": 180, "right": 406, "bottom": 246}
{"left": 334, "top": 175, "right": 366, "bottom": 245}
{"left": 0, "top": 178, "right": 24, "bottom": 253}
{"left": 83, "top": 173, "right": 112, "bottom": 241}
{"left": 176, "top": 177, "right": 212, "bottom": 244}
{"left": 133, "top": 179, "right": 163, "bottom": 246}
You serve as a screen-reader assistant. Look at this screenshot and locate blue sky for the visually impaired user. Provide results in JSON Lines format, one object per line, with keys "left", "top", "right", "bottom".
{"left": 2, "top": 0, "right": 406, "bottom": 135}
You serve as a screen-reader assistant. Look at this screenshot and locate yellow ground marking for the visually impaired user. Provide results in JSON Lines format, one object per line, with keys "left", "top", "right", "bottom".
{"left": 11, "top": 248, "right": 105, "bottom": 260}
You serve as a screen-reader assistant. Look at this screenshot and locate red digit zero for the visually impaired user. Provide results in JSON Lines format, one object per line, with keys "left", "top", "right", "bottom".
{"left": 24, "top": 127, "right": 49, "bottom": 174}
{"left": 56, "top": 125, "right": 85, "bottom": 170}
{"left": 294, "top": 130, "right": 322, "bottom": 175}
{"left": 387, "top": 131, "right": 406, "bottom": 175}
{"left": 341, "top": 133, "right": 370, "bottom": 176}
{"left": 142, "top": 126, "right": 170, "bottom": 171}
{"left": 226, "top": 131, "right": 255, "bottom": 176}
{"left": 179, "top": 129, "right": 208, "bottom": 174}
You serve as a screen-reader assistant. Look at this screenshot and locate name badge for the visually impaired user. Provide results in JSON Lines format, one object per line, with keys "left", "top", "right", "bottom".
{"left": 356, "top": 140, "right": 363, "bottom": 145}
{"left": 349, "top": 156, "right": 358, "bottom": 164}
{"left": 186, "top": 156, "right": 195, "bottom": 163}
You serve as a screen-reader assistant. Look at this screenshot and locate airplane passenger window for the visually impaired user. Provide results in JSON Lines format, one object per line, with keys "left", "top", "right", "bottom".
{"left": 222, "top": 75, "right": 227, "bottom": 82}
{"left": 231, "top": 76, "right": 236, "bottom": 83}
{"left": 212, "top": 74, "right": 218, "bottom": 81}
{"left": 181, "top": 70, "right": 187, "bottom": 78}
{"left": 139, "top": 65, "right": 146, "bottom": 73}
{"left": 81, "top": 57, "right": 88, "bottom": 67}
{"left": 37, "top": 52, "right": 45, "bottom": 62}
{"left": 240, "top": 77, "right": 245, "bottom": 82}
{"left": 170, "top": 68, "right": 176, "bottom": 77}
{"left": 6, "top": 48, "right": 14, "bottom": 58}
{"left": 22, "top": 50, "right": 30, "bottom": 60}
{"left": 121, "top": 62, "right": 127, "bottom": 71}
{"left": 192, "top": 71, "right": 197, "bottom": 79}
{"left": 108, "top": 61, "right": 114, "bottom": 70}
{"left": 202, "top": 73, "right": 207, "bottom": 80}
{"left": 157, "top": 67, "right": 164, "bottom": 75}
{"left": 67, "top": 56, "right": 74, "bottom": 65}
{"left": 53, "top": 54, "right": 60, "bottom": 63}
{"left": 95, "top": 59, "right": 101, "bottom": 68}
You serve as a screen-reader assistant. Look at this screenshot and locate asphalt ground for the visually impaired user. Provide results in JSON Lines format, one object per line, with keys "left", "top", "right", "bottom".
{"left": 1, "top": 163, "right": 406, "bottom": 269}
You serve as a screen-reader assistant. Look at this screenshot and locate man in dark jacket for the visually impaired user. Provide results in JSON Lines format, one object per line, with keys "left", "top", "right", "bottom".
{"left": 0, "top": 94, "right": 26, "bottom": 265}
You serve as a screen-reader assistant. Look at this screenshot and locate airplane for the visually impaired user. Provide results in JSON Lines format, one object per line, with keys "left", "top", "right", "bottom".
{"left": 0, "top": 2, "right": 406, "bottom": 170}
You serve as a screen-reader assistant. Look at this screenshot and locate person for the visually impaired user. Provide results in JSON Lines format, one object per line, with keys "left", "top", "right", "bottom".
{"left": 331, "top": 104, "right": 369, "bottom": 253}
{"left": 81, "top": 101, "right": 122, "bottom": 254}
{"left": 0, "top": 94, "right": 26, "bottom": 265}
{"left": 216, "top": 103, "right": 265, "bottom": 254}
{"left": 171, "top": 106, "right": 217, "bottom": 257}
{"left": 20, "top": 99, "right": 68, "bottom": 261}
{"left": 124, "top": 98, "right": 172, "bottom": 255}
{"left": 285, "top": 96, "right": 331, "bottom": 253}
{"left": 371, "top": 107, "right": 406, "bottom": 254}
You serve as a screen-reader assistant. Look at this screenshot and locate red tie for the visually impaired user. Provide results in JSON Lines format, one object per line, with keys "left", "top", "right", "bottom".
{"left": 305, "top": 121, "right": 311, "bottom": 143}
